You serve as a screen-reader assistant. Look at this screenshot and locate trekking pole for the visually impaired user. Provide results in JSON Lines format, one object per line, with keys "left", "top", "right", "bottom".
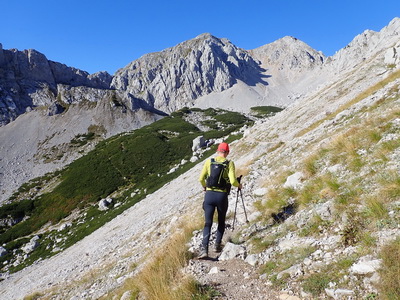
{"left": 232, "top": 175, "right": 243, "bottom": 230}
{"left": 232, "top": 187, "right": 239, "bottom": 231}
{"left": 239, "top": 188, "right": 249, "bottom": 223}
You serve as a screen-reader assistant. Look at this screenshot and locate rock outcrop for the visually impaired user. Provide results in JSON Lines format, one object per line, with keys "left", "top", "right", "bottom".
{"left": 0, "top": 45, "right": 113, "bottom": 126}
{"left": 111, "top": 33, "right": 266, "bottom": 113}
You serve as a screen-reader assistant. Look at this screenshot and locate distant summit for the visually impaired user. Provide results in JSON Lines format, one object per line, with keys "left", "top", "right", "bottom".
{"left": 111, "top": 33, "right": 264, "bottom": 113}
{"left": 0, "top": 45, "right": 113, "bottom": 126}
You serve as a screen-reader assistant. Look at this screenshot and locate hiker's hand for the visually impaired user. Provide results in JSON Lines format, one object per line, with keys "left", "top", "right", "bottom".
{"left": 203, "top": 186, "right": 206, "bottom": 192}
{"left": 238, "top": 183, "right": 243, "bottom": 190}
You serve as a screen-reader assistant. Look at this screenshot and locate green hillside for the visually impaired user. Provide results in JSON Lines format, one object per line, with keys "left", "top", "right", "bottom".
{"left": 0, "top": 107, "right": 253, "bottom": 273}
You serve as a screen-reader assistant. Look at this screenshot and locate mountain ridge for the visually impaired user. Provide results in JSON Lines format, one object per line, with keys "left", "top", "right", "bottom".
{"left": 0, "top": 17, "right": 399, "bottom": 299}
{"left": 0, "top": 30, "right": 334, "bottom": 203}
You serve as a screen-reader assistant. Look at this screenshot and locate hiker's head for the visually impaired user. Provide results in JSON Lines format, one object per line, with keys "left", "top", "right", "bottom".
{"left": 217, "top": 142, "right": 230, "bottom": 156}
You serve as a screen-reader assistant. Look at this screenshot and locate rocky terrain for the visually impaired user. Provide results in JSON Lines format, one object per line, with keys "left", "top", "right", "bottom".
{"left": 0, "top": 17, "right": 399, "bottom": 300}
{"left": 0, "top": 28, "right": 330, "bottom": 203}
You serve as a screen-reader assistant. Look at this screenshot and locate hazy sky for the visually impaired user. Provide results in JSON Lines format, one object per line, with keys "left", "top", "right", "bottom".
{"left": 2, "top": 0, "right": 399, "bottom": 74}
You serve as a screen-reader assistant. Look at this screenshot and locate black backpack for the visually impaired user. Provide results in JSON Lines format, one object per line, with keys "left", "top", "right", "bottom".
{"left": 206, "top": 158, "right": 230, "bottom": 190}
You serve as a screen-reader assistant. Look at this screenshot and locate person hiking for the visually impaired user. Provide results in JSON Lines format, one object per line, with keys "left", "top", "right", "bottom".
{"left": 198, "top": 142, "right": 242, "bottom": 258}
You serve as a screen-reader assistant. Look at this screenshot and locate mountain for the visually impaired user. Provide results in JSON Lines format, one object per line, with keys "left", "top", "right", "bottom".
{"left": 0, "top": 31, "right": 331, "bottom": 203}
{"left": 0, "top": 17, "right": 399, "bottom": 299}
{"left": 111, "top": 33, "right": 266, "bottom": 113}
{"left": 0, "top": 44, "right": 113, "bottom": 125}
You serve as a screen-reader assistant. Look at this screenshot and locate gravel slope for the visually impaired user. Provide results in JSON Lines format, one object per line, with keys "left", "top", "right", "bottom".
{"left": 0, "top": 163, "right": 205, "bottom": 299}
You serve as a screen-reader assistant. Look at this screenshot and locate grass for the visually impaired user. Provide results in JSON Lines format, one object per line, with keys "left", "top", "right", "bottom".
{"left": 259, "top": 246, "right": 316, "bottom": 288}
{"left": 247, "top": 77, "right": 399, "bottom": 298}
{"left": 378, "top": 237, "right": 400, "bottom": 299}
{"left": 296, "top": 68, "right": 400, "bottom": 138}
{"left": 302, "top": 273, "right": 331, "bottom": 296}
{"left": 298, "top": 214, "right": 331, "bottom": 237}
{"left": 108, "top": 216, "right": 216, "bottom": 300}
{"left": 364, "top": 195, "right": 389, "bottom": 220}
{"left": 301, "top": 254, "right": 357, "bottom": 297}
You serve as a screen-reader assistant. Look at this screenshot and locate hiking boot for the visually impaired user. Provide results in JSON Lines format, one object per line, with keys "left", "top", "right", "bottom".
{"left": 198, "top": 247, "right": 208, "bottom": 259}
{"left": 214, "top": 243, "right": 223, "bottom": 252}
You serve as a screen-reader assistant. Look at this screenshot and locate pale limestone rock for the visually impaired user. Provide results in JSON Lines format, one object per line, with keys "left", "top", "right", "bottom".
{"left": 350, "top": 256, "right": 382, "bottom": 275}
{"left": 218, "top": 242, "right": 246, "bottom": 261}
{"left": 283, "top": 172, "right": 303, "bottom": 189}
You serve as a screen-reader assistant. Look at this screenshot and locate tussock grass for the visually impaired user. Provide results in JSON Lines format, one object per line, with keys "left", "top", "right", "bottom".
{"left": 298, "top": 214, "right": 331, "bottom": 237}
{"left": 111, "top": 216, "right": 211, "bottom": 300}
{"left": 23, "top": 292, "right": 44, "bottom": 300}
{"left": 296, "top": 68, "right": 400, "bottom": 138}
{"left": 378, "top": 170, "right": 400, "bottom": 200}
{"left": 297, "top": 173, "right": 340, "bottom": 207}
{"left": 378, "top": 238, "right": 400, "bottom": 299}
{"left": 255, "top": 186, "right": 296, "bottom": 220}
{"left": 364, "top": 195, "right": 389, "bottom": 220}
{"left": 302, "top": 254, "right": 357, "bottom": 297}
{"left": 302, "top": 153, "right": 320, "bottom": 177}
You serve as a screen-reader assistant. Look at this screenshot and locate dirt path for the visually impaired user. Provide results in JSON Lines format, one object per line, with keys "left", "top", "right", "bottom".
{"left": 186, "top": 249, "right": 284, "bottom": 300}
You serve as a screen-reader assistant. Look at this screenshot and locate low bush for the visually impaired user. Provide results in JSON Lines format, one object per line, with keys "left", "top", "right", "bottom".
{"left": 250, "top": 106, "right": 283, "bottom": 117}
{"left": 0, "top": 107, "right": 252, "bottom": 270}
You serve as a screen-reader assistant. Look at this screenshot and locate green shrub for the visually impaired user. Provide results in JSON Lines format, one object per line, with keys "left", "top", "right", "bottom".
{"left": 0, "top": 107, "right": 251, "bottom": 267}
{"left": 0, "top": 199, "right": 34, "bottom": 219}
{"left": 250, "top": 106, "right": 283, "bottom": 117}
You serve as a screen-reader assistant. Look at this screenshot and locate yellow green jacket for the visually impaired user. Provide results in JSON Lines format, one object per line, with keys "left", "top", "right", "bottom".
{"left": 199, "top": 156, "right": 240, "bottom": 192}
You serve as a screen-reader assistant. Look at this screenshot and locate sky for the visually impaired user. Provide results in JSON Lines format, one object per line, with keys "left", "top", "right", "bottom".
{"left": 1, "top": 1, "right": 399, "bottom": 75}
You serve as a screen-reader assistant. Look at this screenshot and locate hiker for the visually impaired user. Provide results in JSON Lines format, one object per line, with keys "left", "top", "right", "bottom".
{"left": 198, "top": 142, "right": 242, "bottom": 258}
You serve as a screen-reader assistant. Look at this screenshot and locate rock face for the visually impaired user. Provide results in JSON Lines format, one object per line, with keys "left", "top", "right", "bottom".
{"left": 111, "top": 33, "right": 265, "bottom": 113}
{"left": 250, "top": 36, "right": 325, "bottom": 78}
{"left": 327, "top": 17, "right": 400, "bottom": 72}
{"left": 2, "top": 18, "right": 400, "bottom": 127}
{"left": 0, "top": 44, "right": 113, "bottom": 125}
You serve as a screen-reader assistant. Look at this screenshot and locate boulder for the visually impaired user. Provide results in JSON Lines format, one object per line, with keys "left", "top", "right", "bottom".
{"left": 208, "top": 266, "right": 219, "bottom": 274}
{"left": 325, "top": 288, "right": 354, "bottom": 299}
{"left": 190, "top": 156, "right": 199, "bottom": 163}
{"left": 283, "top": 172, "right": 303, "bottom": 189}
{"left": 218, "top": 242, "right": 246, "bottom": 261}
{"left": 48, "top": 102, "right": 65, "bottom": 116}
{"left": 245, "top": 254, "right": 259, "bottom": 266}
{"left": 0, "top": 246, "right": 7, "bottom": 257}
{"left": 98, "top": 197, "right": 113, "bottom": 211}
{"left": 21, "top": 236, "right": 40, "bottom": 254}
{"left": 192, "top": 136, "right": 206, "bottom": 152}
{"left": 350, "top": 256, "right": 382, "bottom": 275}
{"left": 253, "top": 188, "right": 268, "bottom": 197}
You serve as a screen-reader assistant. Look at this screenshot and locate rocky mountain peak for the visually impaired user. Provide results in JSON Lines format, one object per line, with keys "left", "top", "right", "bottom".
{"left": 0, "top": 46, "right": 113, "bottom": 126}
{"left": 327, "top": 17, "right": 400, "bottom": 72}
{"left": 250, "top": 35, "right": 325, "bottom": 72}
{"left": 111, "top": 33, "right": 265, "bottom": 113}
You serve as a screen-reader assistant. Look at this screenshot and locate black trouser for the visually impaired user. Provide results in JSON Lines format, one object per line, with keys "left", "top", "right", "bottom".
{"left": 202, "top": 190, "right": 228, "bottom": 250}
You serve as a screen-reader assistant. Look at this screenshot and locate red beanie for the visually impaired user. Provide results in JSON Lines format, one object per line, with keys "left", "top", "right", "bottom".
{"left": 217, "top": 142, "right": 230, "bottom": 153}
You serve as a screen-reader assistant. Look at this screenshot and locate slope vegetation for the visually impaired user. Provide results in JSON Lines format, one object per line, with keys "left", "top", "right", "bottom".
{"left": 0, "top": 108, "right": 253, "bottom": 274}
